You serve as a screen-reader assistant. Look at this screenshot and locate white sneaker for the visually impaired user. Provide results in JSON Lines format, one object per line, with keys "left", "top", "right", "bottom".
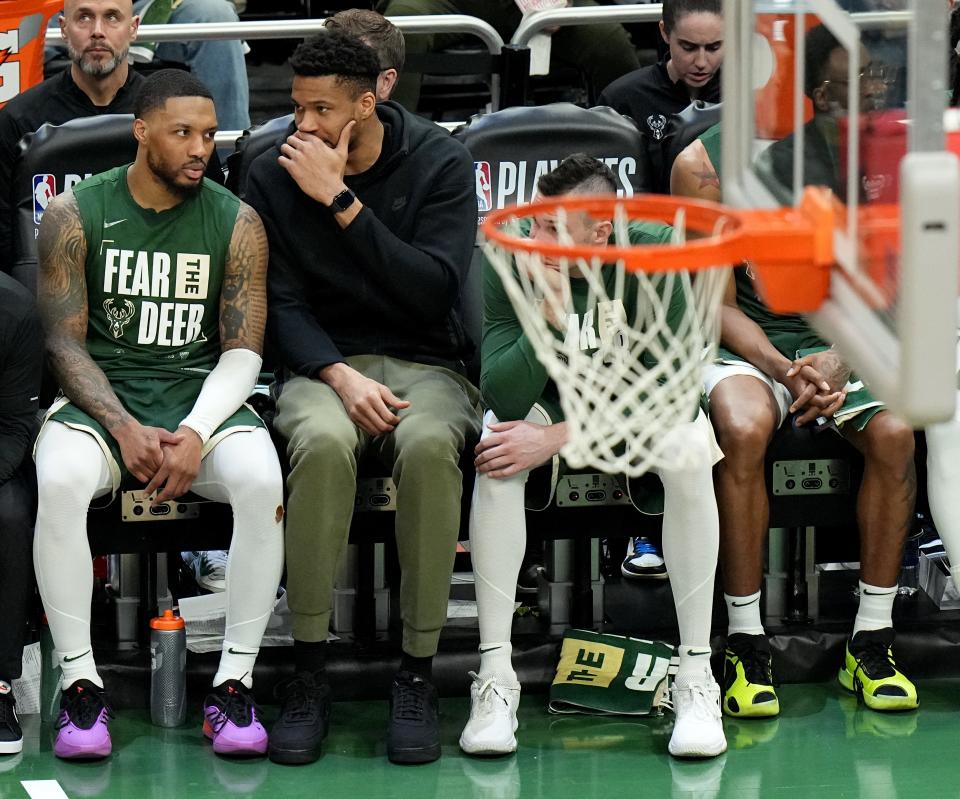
{"left": 459, "top": 672, "right": 521, "bottom": 755}
{"left": 181, "top": 550, "right": 228, "bottom": 593}
{"left": 668, "top": 676, "right": 727, "bottom": 758}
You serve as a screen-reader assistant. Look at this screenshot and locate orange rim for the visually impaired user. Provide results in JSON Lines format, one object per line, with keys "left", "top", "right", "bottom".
{"left": 481, "top": 194, "right": 749, "bottom": 274}
{"left": 480, "top": 188, "right": 846, "bottom": 313}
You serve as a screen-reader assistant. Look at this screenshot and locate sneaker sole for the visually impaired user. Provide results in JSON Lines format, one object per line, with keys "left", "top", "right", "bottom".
{"left": 54, "top": 743, "right": 112, "bottom": 760}
{"left": 269, "top": 743, "right": 323, "bottom": 765}
{"left": 722, "top": 693, "right": 780, "bottom": 718}
{"left": 387, "top": 742, "right": 441, "bottom": 764}
{"left": 668, "top": 738, "right": 728, "bottom": 758}
{"left": 458, "top": 734, "right": 517, "bottom": 756}
{"left": 0, "top": 739, "right": 24, "bottom": 754}
{"left": 837, "top": 668, "right": 919, "bottom": 711}
{"left": 621, "top": 566, "right": 669, "bottom": 580}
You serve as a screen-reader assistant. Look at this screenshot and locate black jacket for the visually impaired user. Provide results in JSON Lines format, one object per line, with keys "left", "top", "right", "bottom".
{"left": 0, "top": 271, "right": 41, "bottom": 483}
{"left": 599, "top": 61, "right": 721, "bottom": 192}
{"left": 246, "top": 101, "right": 478, "bottom": 377}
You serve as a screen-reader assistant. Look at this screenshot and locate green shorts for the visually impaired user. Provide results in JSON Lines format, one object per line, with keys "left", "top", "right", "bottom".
{"left": 40, "top": 375, "right": 263, "bottom": 494}
{"left": 713, "top": 334, "right": 883, "bottom": 432}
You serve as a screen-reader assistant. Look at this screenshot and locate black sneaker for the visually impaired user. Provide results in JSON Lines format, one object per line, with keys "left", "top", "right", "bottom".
{"left": 621, "top": 537, "right": 668, "bottom": 579}
{"left": 269, "top": 671, "right": 331, "bottom": 765}
{"left": 387, "top": 670, "right": 440, "bottom": 764}
{"left": 0, "top": 681, "right": 22, "bottom": 755}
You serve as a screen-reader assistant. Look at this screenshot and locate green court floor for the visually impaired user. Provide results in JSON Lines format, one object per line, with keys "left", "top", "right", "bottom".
{"left": 3, "top": 679, "right": 959, "bottom": 799}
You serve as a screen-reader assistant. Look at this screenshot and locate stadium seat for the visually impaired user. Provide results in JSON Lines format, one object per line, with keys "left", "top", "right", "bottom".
{"left": 657, "top": 99, "right": 722, "bottom": 193}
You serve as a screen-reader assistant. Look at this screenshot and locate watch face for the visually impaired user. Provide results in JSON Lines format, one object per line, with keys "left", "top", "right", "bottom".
{"left": 333, "top": 190, "right": 355, "bottom": 211}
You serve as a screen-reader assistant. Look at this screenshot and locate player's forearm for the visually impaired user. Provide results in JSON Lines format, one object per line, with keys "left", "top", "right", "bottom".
{"left": 720, "top": 305, "right": 792, "bottom": 379}
{"left": 179, "top": 348, "right": 262, "bottom": 443}
{"left": 46, "top": 335, "right": 134, "bottom": 434}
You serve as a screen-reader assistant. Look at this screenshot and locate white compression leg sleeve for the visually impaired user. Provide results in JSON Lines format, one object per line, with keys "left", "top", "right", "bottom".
{"left": 191, "top": 428, "right": 285, "bottom": 689}
{"left": 34, "top": 422, "right": 114, "bottom": 689}
{"left": 925, "top": 394, "right": 960, "bottom": 585}
{"left": 656, "top": 415, "right": 720, "bottom": 686}
{"left": 469, "top": 410, "right": 544, "bottom": 687}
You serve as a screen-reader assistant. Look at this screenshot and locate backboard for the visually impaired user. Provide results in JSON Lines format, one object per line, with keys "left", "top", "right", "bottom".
{"left": 721, "top": 0, "right": 960, "bottom": 425}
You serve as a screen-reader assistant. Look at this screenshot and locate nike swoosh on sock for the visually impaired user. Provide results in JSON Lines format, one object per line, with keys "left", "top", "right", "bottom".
{"left": 62, "top": 650, "right": 92, "bottom": 663}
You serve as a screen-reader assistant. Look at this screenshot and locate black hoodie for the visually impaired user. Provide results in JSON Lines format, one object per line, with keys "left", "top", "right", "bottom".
{"left": 245, "top": 101, "right": 477, "bottom": 378}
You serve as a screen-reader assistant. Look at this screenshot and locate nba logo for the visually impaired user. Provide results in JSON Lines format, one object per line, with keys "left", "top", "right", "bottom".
{"left": 474, "top": 161, "right": 492, "bottom": 212}
{"left": 33, "top": 174, "right": 56, "bottom": 224}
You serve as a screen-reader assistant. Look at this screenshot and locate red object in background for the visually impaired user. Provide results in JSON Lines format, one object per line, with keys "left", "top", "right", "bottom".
{"left": 93, "top": 555, "right": 109, "bottom": 581}
{"left": 0, "top": 0, "right": 64, "bottom": 108}
{"left": 754, "top": 14, "right": 820, "bottom": 141}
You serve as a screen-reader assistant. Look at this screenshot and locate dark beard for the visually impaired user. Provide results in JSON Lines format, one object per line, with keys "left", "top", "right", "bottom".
{"left": 147, "top": 150, "right": 204, "bottom": 199}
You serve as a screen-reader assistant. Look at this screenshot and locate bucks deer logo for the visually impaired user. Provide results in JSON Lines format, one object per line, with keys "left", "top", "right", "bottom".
{"left": 646, "top": 114, "right": 667, "bottom": 141}
{"left": 103, "top": 298, "right": 136, "bottom": 339}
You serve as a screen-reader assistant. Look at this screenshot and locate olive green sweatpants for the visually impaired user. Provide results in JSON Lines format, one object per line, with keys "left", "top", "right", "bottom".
{"left": 274, "top": 355, "right": 481, "bottom": 657}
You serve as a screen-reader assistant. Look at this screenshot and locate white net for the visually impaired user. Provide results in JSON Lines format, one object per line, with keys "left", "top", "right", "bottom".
{"left": 482, "top": 200, "right": 731, "bottom": 478}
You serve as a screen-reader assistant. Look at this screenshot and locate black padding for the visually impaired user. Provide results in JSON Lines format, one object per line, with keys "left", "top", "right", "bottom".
{"left": 453, "top": 103, "right": 649, "bottom": 215}
{"left": 11, "top": 114, "right": 137, "bottom": 293}
{"left": 224, "top": 113, "right": 293, "bottom": 198}
{"left": 660, "top": 100, "right": 722, "bottom": 182}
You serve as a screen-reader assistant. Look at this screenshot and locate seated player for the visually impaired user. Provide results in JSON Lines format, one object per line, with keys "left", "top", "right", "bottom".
{"left": 33, "top": 69, "right": 284, "bottom": 760}
{"left": 672, "top": 115, "right": 917, "bottom": 715}
{"left": 461, "top": 154, "right": 726, "bottom": 759}
{"left": 0, "top": 271, "right": 42, "bottom": 757}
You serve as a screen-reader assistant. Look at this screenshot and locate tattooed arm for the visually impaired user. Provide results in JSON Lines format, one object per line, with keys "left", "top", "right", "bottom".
{"left": 37, "top": 192, "right": 180, "bottom": 483}
{"left": 221, "top": 201, "right": 268, "bottom": 353}
{"left": 153, "top": 203, "right": 268, "bottom": 503}
{"left": 670, "top": 138, "right": 721, "bottom": 202}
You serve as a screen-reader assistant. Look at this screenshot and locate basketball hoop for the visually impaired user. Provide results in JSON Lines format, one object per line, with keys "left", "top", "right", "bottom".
{"left": 480, "top": 189, "right": 835, "bottom": 477}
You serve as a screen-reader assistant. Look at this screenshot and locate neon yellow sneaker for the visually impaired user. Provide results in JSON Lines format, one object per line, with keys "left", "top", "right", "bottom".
{"left": 722, "top": 633, "right": 780, "bottom": 718}
{"left": 837, "top": 628, "right": 918, "bottom": 712}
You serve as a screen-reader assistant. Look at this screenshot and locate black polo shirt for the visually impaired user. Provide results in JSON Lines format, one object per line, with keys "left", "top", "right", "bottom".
{"left": 599, "top": 61, "right": 721, "bottom": 192}
{"left": 0, "top": 68, "right": 144, "bottom": 266}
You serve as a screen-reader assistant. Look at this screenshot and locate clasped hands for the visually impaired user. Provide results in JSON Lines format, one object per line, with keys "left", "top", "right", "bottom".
{"left": 783, "top": 349, "right": 852, "bottom": 426}
{"left": 116, "top": 422, "right": 203, "bottom": 505}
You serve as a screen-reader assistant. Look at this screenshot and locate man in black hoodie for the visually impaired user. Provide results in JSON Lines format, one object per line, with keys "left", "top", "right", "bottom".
{"left": 245, "top": 31, "right": 480, "bottom": 766}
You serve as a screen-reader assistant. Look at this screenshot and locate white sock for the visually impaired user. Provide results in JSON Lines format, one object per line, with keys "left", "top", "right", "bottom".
{"left": 657, "top": 418, "right": 719, "bottom": 659}
{"left": 675, "top": 648, "right": 713, "bottom": 689}
{"left": 33, "top": 423, "right": 112, "bottom": 691}
{"left": 725, "top": 591, "right": 765, "bottom": 636}
{"left": 853, "top": 580, "right": 896, "bottom": 635}
{"left": 195, "top": 430, "right": 285, "bottom": 691}
{"left": 478, "top": 642, "right": 517, "bottom": 688}
{"left": 214, "top": 641, "right": 258, "bottom": 689}
{"left": 58, "top": 647, "right": 103, "bottom": 690}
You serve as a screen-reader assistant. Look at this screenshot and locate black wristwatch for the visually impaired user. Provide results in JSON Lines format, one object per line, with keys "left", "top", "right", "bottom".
{"left": 330, "top": 187, "right": 357, "bottom": 213}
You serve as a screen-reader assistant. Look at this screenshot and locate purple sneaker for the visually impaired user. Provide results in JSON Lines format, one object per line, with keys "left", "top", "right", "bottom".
{"left": 203, "top": 680, "right": 268, "bottom": 757}
{"left": 53, "top": 680, "right": 112, "bottom": 760}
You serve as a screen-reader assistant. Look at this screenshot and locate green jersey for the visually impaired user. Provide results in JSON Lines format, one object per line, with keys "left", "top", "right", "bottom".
{"left": 45, "top": 165, "right": 261, "bottom": 487}
{"left": 481, "top": 220, "right": 682, "bottom": 424}
{"left": 74, "top": 165, "right": 238, "bottom": 379}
